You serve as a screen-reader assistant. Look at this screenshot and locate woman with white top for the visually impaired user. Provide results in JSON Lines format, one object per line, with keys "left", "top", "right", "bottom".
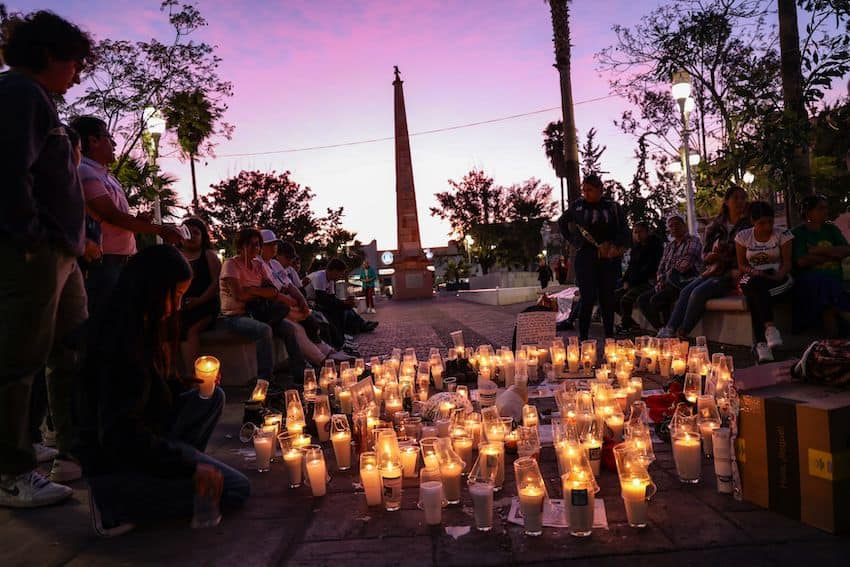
{"left": 735, "top": 201, "right": 794, "bottom": 363}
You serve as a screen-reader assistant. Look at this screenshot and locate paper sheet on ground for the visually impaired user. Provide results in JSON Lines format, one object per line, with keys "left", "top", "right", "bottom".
{"left": 508, "top": 497, "right": 608, "bottom": 529}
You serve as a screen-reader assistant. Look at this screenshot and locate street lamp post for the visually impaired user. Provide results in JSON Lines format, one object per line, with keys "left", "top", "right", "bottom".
{"left": 144, "top": 107, "right": 166, "bottom": 243}
{"left": 672, "top": 71, "right": 699, "bottom": 236}
{"left": 464, "top": 234, "right": 474, "bottom": 267}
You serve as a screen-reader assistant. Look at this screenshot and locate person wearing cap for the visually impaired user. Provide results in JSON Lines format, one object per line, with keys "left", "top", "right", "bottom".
{"left": 637, "top": 214, "right": 702, "bottom": 331}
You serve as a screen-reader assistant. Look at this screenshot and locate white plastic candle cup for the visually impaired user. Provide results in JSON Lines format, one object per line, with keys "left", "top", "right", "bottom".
{"left": 469, "top": 478, "right": 494, "bottom": 531}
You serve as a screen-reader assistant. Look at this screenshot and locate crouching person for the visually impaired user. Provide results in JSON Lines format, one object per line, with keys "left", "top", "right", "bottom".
{"left": 76, "top": 246, "right": 249, "bottom": 537}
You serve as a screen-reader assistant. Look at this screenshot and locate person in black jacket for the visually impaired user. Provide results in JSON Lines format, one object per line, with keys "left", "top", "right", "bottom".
{"left": 615, "top": 223, "right": 662, "bottom": 332}
{"left": 76, "top": 245, "right": 249, "bottom": 537}
{"left": 558, "top": 174, "right": 631, "bottom": 340}
{"left": 537, "top": 257, "right": 554, "bottom": 289}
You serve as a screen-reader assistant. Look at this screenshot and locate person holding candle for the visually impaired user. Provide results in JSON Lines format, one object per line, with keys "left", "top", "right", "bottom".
{"left": 558, "top": 174, "right": 631, "bottom": 341}
{"left": 76, "top": 246, "right": 250, "bottom": 537}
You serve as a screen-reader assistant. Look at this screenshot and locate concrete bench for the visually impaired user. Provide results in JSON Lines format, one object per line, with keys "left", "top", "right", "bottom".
{"left": 189, "top": 324, "right": 289, "bottom": 387}
{"left": 458, "top": 286, "right": 541, "bottom": 305}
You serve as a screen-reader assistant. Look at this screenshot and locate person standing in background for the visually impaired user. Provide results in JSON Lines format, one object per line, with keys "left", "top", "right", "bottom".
{"left": 360, "top": 259, "right": 378, "bottom": 313}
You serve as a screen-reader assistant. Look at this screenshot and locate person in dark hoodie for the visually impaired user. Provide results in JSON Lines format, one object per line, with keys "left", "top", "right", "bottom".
{"left": 76, "top": 245, "right": 249, "bottom": 537}
{"left": 615, "top": 222, "right": 662, "bottom": 333}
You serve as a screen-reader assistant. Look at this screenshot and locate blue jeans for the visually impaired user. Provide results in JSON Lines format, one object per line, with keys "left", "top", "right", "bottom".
{"left": 218, "top": 315, "right": 274, "bottom": 380}
{"left": 665, "top": 276, "right": 732, "bottom": 335}
{"left": 89, "top": 388, "right": 250, "bottom": 525}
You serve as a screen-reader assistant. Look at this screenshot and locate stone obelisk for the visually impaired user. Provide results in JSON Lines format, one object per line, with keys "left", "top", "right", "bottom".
{"left": 391, "top": 66, "right": 433, "bottom": 300}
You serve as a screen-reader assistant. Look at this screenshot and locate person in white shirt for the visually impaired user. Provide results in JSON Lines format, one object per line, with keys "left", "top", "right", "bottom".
{"left": 306, "top": 259, "right": 378, "bottom": 349}
{"left": 735, "top": 201, "right": 794, "bottom": 363}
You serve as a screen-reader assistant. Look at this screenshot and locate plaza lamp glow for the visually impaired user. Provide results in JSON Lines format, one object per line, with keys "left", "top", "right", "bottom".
{"left": 143, "top": 107, "right": 166, "bottom": 243}
{"left": 671, "top": 71, "right": 699, "bottom": 236}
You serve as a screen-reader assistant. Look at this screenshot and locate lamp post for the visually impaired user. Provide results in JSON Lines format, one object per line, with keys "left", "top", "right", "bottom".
{"left": 464, "top": 234, "right": 474, "bottom": 266}
{"left": 144, "top": 107, "right": 166, "bottom": 243}
{"left": 672, "top": 71, "right": 699, "bottom": 236}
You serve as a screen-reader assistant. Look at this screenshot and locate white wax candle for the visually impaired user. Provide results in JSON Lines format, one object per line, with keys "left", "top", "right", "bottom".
{"left": 315, "top": 414, "right": 331, "bottom": 442}
{"left": 283, "top": 449, "right": 303, "bottom": 487}
{"left": 385, "top": 400, "right": 402, "bottom": 418}
{"left": 480, "top": 446, "right": 504, "bottom": 488}
{"left": 699, "top": 422, "right": 718, "bottom": 456}
{"left": 338, "top": 390, "right": 353, "bottom": 414}
{"left": 605, "top": 416, "right": 624, "bottom": 441}
{"left": 253, "top": 435, "right": 273, "bottom": 471}
{"left": 518, "top": 486, "right": 545, "bottom": 535}
{"left": 361, "top": 464, "right": 383, "bottom": 506}
{"left": 381, "top": 464, "right": 402, "bottom": 510}
{"left": 621, "top": 476, "right": 650, "bottom": 526}
{"left": 424, "top": 453, "right": 440, "bottom": 471}
{"left": 420, "top": 480, "right": 443, "bottom": 525}
{"left": 306, "top": 457, "right": 327, "bottom": 497}
{"left": 671, "top": 359, "right": 687, "bottom": 376}
{"left": 332, "top": 431, "right": 352, "bottom": 470}
{"left": 432, "top": 368, "right": 443, "bottom": 390}
{"left": 440, "top": 462, "right": 463, "bottom": 504}
{"left": 583, "top": 438, "right": 602, "bottom": 477}
{"left": 673, "top": 434, "right": 702, "bottom": 482}
{"left": 194, "top": 356, "right": 219, "bottom": 398}
{"left": 400, "top": 447, "right": 419, "bottom": 478}
{"left": 469, "top": 481, "right": 494, "bottom": 531}
{"left": 452, "top": 437, "right": 473, "bottom": 473}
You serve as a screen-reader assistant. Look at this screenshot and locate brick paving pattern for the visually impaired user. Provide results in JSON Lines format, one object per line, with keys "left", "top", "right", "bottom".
{"left": 1, "top": 293, "right": 846, "bottom": 566}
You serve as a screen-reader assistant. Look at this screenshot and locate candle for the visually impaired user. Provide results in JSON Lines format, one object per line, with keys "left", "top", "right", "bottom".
{"left": 605, "top": 415, "right": 624, "bottom": 441}
{"left": 361, "top": 463, "right": 383, "bottom": 506}
{"left": 332, "top": 430, "right": 352, "bottom": 470}
{"left": 253, "top": 434, "right": 273, "bottom": 472}
{"left": 659, "top": 354, "right": 673, "bottom": 378}
{"left": 671, "top": 359, "right": 687, "bottom": 376}
{"left": 194, "top": 356, "right": 219, "bottom": 398}
{"left": 306, "top": 455, "right": 327, "bottom": 497}
{"left": 315, "top": 414, "right": 331, "bottom": 442}
{"left": 479, "top": 443, "right": 505, "bottom": 491}
{"left": 432, "top": 367, "right": 443, "bottom": 390}
{"left": 423, "top": 453, "right": 440, "bottom": 471}
{"left": 469, "top": 480, "right": 494, "bottom": 531}
{"left": 420, "top": 479, "right": 443, "bottom": 525}
{"left": 487, "top": 424, "right": 506, "bottom": 443}
{"left": 440, "top": 461, "right": 463, "bottom": 504}
{"left": 421, "top": 425, "right": 438, "bottom": 439}
{"left": 436, "top": 419, "right": 451, "bottom": 438}
{"left": 283, "top": 448, "right": 303, "bottom": 488}
{"left": 293, "top": 434, "right": 311, "bottom": 450}
{"left": 699, "top": 422, "right": 719, "bottom": 457}
{"left": 465, "top": 419, "right": 482, "bottom": 447}
{"left": 522, "top": 405, "right": 539, "bottom": 428}
{"left": 453, "top": 436, "right": 473, "bottom": 473}
{"left": 621, "top": 476, "right": 651, "bottom": 527}
{"left": 672, "top": 433, "right": 702, "bottom": 483}
{"left": 518, "top": 486, "right": 545, "bottom": 536}
{"left": 338, "top": 389, "right": 353, "bottom": 414}
{"left": 712, "top": 428, "right": 733, "bottom": 494}
{"left": 385, "top": 399, "right": 403, "bottom": 418}
{"left": 381, "top": 462, "right": 403, "bottom": 511}
{"left": 288, "top": 422, "right": 304, "bottom": 436}
{"left": 565, "top": 477, "right": 595, "bottom": 537}
{"left": 583, "top": 437, "right": 602, "bottom": 477}
{"left": 504, "top": 429, "right": 519, "bottom": 454}
{"left": 567, "top": 346, "right": 579, "bottom": 373}
{"left": 400, "top": 446, "right": 419, "bottom": 478}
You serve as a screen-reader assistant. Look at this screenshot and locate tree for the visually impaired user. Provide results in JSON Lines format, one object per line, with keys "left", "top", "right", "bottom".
{"left": 542, "top": 120, "right": 568, "bottom": 212}
{"left": 65, "top": 1, "right": 233, "bottom": 175}
{"left": 201, "top": 170, "right": 323, "bottom": 253}
{"left": 548, "top": 0, "right": 582, "bottom": 204}
{"left": 430, "top": 169, "right": 507, "bottom": 240}
{"left": 579, "top": 128, "right": 609, "bottom": 178}
{"left": 163, "top": 89, "right": 219, "bottom": 212}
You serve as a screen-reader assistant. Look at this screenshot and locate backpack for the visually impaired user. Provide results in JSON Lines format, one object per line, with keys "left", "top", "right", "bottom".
{"left": 794, "top": 340, "right": 850, "bottom": 387}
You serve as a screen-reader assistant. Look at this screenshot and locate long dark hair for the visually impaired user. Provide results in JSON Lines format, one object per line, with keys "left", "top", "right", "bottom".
{"left": 718, "top": 185, "right": 747, "bottom": 222}
{"left": 88, "top": 245, "right": 193, "bottom": 379}
{"left": 182, "top": 217, "right": 212, "bottom": 251}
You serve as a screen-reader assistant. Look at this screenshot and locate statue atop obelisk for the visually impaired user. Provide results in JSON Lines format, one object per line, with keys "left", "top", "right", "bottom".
{"left": 391, "top": 66, "right": 433, "bottom": 300}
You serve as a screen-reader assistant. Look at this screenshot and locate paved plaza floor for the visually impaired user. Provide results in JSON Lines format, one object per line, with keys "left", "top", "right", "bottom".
{"left": 2, "top": 293, "right": 848, "bottom": 566}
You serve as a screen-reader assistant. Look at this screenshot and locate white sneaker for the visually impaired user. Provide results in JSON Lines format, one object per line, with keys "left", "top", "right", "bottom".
{"left": 756, "top": 342, "right": 774, "bottom": 364}
{"left": 765, "top": 326, "right": 783, "bottom": 349}
{"left": 33, "top": 443, "right": 58, "bottom": 464}
{"left": 49, "top": 458, "right": 82, "bottom": 483}
{"left": 0, "top": 470, "right": 72, "bottom": 508}
{"left": 370, "top": 308, "right": 377, "bottom": 314}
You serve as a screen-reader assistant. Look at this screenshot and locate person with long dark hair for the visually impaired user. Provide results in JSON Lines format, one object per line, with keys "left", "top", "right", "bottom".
{"left": 791, "top": 194, "right": 850, "bottom": 337}
{"left": 658, "top": 185, "right": 750, "bottom": 339}
{"left": 735, "top": 202, "right": 794, "bottom": 362}
{"left": 558, "top": 174, "right": 630, "bottom": 340}
{"left": 178, "top": 217, "right": 221, "bottom": 368}
{"left": 76, "top": 245, "right": 249, "bottom": 537}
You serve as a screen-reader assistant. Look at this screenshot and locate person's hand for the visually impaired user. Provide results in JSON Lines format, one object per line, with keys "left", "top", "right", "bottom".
{"left": 194, "top": 463, "right": 223, "bottom": 499}
{"left": 159, "top": 225, "right": 184, "bottom": 245}
{"left": 83, "top": 239, "right": 102, "bottom": 263}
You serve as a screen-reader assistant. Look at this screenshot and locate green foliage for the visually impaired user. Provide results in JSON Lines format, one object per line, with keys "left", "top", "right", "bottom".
{"left": 112, "top": 156, "right": 180, "bottom": 216}
{"left": 542, "top": 120, "right": 567, "bottom": 179}
{"left": 579, "top": 128, "right": 608, "bottom": 178}
{"left": 442, "top": 258, "right": 470, "bottom": 284}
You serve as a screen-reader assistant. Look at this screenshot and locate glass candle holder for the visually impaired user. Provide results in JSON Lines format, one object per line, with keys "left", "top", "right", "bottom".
{"left": 562, "top": 465, "right": 596, "bottom": 537}
{"left": 671, "top": 417, "right": 701, "bottom": 484}
{"left": 313, "top": 395, "right": 332, "bottom": 442}
{"left": 380, "top": 459, "right": 403, "bottom": 511}
{"left": 303, "top": 445, "right": 328, "bottom": 497}
{"left": 285, "top": 389, "right": 306, "bottom": 434}
{"left": 420, "top": 468, "right": 443, "bottom": 525}
{"left": 253, "top": 429, "right": 275, "bottom": 472}
{"left": 359, "top": 451, "right": 382, "bottom": 506}
{"left": 683, "top": 373, "right": 702, "bottom": 404}
{"left": 514, "top": 457, "right": 546, "bottom": 536}
{"left": 478, "top": 442, "right": 505, "bottom": 492}
{"left": 467, "top": 462, "right": 495, "bottom": 531}
{"left": 278, "top": 433, "right": 303, "bottom": 488}
{"left": 194, "top": 356, "right": 219, "bottom": 399}
{"left": 330, "top": 414, "right": 352, "bottom": 471}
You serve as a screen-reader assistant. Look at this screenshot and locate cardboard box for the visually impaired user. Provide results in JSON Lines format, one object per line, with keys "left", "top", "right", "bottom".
{"left": 737, "top": 383, "right": 850, "bottom": 534}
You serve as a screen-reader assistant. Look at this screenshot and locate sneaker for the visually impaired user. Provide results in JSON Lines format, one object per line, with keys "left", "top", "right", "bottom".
{"left": 33, "top": 443, "right": 58, "bottom": 464}
{"left": 657, "top": 327, "right": 674, "bottom": 339}
{"left": 89, "top": 489, "right": 135, "bottom": 538}
{"left": 49, "top": 458, "right": 82, "bottom": 483}
{"left": 765, "top": 326, "right": 783, "bottom": 349}
{"left": 755, "top": 342, "right": 774, "bottom": 363}
{"left": 0, "top": 470, "right": 72, "bottom": 508}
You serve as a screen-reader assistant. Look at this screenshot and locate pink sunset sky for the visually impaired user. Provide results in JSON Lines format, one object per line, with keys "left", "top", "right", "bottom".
{"left": 13, "top": 1, "right": 840, "bottom": 248}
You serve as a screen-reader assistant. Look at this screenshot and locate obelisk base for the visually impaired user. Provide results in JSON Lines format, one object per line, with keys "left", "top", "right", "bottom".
{"left": 392, "top": 258, "right": 434, "bottom": 300}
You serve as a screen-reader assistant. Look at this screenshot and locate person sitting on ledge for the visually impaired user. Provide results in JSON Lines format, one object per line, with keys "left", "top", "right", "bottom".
{"left": 76, "top": 245, "right": 249, "bottom": 537}
{"left": 615, "top": 221, "right": 662, "bottom": 333}
{"left": 305, "top": 258, "right": 377, "bottom": 349}
{"left": 791, "top": 194, "right": 850, "bottom": 338}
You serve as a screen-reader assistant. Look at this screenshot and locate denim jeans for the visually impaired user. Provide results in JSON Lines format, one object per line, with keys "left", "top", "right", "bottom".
{"left": 665, "top": 276, "right": 732, "bottom": 335}
{"left": 637, "top": 285, "right": 680, "bottom": 330}
{"left": 218, "top": 315, "right": 274, "bottom": 380}
{"left": 88, "top": 388, "right": 250, "bottom": 525}
{"left": 0, "top": 239, "right": 87, "bottom": 475}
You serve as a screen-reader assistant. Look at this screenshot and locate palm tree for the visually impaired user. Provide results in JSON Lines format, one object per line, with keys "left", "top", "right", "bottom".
{"left": 548, "top": 0, "right": 581, "bottom": 205}
{"left": 163, "top": 89, "right": 215, "bottom": 212}
{"left": 542, "top": 120, "right": 568, "bottom": 213}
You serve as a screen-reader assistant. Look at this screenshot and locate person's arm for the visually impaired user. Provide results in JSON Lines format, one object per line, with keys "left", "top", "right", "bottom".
{"left": 771, "top": 238, "right": 794, "bottom": 281}
{"left": 86, "top": 191, "right": 182, "bottom": 244}
{"left": 675, "top": 238, "right": 702, "bottom": 273}
{"left": 736, "top": 241, "right": 751, "bottom": 274}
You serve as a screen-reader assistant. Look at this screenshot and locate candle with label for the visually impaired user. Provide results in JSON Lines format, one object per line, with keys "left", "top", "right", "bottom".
{"left": 583, "top": 436, "right": 602, "bottom": 477}
{"left": 381, "top": 462, "right": 403, "bottom": 511}
{"left": 315, "top": 413, "right": 331, "bottom": 442}
{"left": 606, "top": 414, "right": 624, "bottom": 441}
{"left": 564, "top": 474, "right": 595, "bottom": 537}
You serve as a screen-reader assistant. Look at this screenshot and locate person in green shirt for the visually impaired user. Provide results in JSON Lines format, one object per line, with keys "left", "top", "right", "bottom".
{"left": 359, "top": 259, "right": 378, "bottom": 314}
{"left": 791, "top": 194, "right": 850, "bottom": 336}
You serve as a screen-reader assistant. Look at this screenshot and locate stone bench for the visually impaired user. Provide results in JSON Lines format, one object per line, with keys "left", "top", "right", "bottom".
{"left": 187, "top": 324, "right": 289, "bottom": 387}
